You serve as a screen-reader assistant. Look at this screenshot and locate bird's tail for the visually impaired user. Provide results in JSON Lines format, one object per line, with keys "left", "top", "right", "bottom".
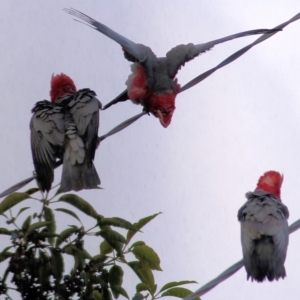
{"left": 60, "top": 159, "right": 100, "bottom": 192}
{"left": 247, "top": 236, "right": 286, "bottom": 282}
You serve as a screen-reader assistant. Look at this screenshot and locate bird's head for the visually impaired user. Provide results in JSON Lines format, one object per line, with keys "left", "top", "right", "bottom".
{"left": 255, "top": 170, "right": 283, "bottom": 199}
{"left": 149, "top": 84, "right": 180, "bottom": 128}
{"left": 150, "top": 92, "right": 176, "bottom": 128}
{"left": 50, "top": 73, "right": 76, "bottom": 103}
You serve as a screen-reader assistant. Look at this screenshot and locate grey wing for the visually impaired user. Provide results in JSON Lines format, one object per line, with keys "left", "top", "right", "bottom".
{"left": 64, "top": 8, "right": 156, "bottom": 63}
{"left": 30, "top": 103, "right": 65, "bottom": 191}
{"left": 166, "top": 28, "right": 280, "bottom": 79}
{"left": 69, "top": 89, "right": 101, "bottom": 162}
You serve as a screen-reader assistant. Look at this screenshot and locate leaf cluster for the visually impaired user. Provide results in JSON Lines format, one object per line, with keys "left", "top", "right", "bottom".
{"left": 0, "top": 189, "right": 199, "bottom": 300}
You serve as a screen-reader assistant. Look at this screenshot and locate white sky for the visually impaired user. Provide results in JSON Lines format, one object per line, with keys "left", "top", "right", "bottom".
{"left": 0, "top": 1, "right": 300, "bottom": 299}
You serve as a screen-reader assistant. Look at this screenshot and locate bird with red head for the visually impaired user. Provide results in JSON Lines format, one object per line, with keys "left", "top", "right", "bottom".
{"left": 238, "top": 170, "right": 289, "bottom": 282}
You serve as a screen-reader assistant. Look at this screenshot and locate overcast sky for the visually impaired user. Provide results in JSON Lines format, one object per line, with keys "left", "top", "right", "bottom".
{"left": 0, "top": 1, "right": 300, "bottom": 299}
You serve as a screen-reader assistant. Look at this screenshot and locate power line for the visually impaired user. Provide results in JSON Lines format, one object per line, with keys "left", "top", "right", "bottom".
{"left": 183, "top": 219, "right": 300, "bottom": 300}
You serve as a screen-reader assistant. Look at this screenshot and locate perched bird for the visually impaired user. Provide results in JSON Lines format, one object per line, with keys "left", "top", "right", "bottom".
{"left": 30, "top": 73, "right": 101, "bottom": 192}
{"left": 64, "top": 8, "right": 280, "bottom": 128}
{"left": 237, "top": 171, "right": 289, "bottom": 282}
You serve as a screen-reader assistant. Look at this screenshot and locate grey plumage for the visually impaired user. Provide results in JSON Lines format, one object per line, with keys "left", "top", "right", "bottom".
{"left": 60, "top": 89, "right": 101, "bottom": 192}
{"left": 30, "top": 89, "right": 101, "bottom": 192}
{"left": 30, "top": 100, "right": 66, "bottom": 191}
{"left": 64, "top": 8, "right": 280, "bottom": 110}
{"left": 238, "top": 190, "right": 289, "bottom": 282}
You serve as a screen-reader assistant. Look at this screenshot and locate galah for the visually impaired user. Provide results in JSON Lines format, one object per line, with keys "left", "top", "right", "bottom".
{"left": 64, "top": 8, "right": 279, "bottom": 128}
{"left": 30, "top": 73, "right": 101, "bottom": 192}
{"left": 237, "top": 171, "right": 289, "bottom": 282}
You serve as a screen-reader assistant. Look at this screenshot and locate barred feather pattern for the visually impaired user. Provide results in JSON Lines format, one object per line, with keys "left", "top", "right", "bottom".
{"left": 238, "top": 190, "right": 289, "bottom": 282}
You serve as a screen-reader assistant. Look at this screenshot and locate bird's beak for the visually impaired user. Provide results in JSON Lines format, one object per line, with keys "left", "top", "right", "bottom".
{"left": 156, "top": 110, "right": 172, "bottom": 128}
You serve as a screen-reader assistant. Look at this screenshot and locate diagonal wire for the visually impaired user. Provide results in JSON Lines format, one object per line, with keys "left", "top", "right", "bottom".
{"left": 183, "top": 219, "right": 300, "bottom": 300}
{"left": 179, "top": 11, "right": 300, "bottom": 93}
{"left": 0, "top": 111, "right": 146, "bottom": 198}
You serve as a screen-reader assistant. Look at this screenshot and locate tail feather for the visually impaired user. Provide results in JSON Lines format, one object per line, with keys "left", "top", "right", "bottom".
{"left": 60, "top": 159, "right": 100, "bottom": 192}
{"left": 245, "top": 236, "right": 286, "bottom": 282}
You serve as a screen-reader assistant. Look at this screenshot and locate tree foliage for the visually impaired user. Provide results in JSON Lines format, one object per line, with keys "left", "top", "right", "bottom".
{"left": 0, "top": 188, "right": 199, "bottom": 300}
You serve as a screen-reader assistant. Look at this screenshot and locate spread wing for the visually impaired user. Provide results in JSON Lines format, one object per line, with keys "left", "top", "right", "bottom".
{"left": 166, "top": 28, "right": 281, "bottom": 79}
{"left": 64, "top": 8, "right": 156, "bottom": 64}
{"left": 68, "top": 89, "right": 102, "bottom": 162}
{"left": 238, "top": 191, "right": 289, "bottom": 275}
{"left": 179, "top": 11, "right": 300, "bottom": 94}
{"left": 30, "top": 100, "right": 65, "bottom": 191}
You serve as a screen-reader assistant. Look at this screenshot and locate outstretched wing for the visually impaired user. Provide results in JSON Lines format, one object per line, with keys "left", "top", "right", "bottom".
{"left": 179, "top": 11, "right": 300, "bottom": 93}
{"left": 30, "top": 101, "right": 65, "bottom": 191}
{"left": 64, "top": 8, "right": 156, "bottom": 64}
{"left": 68, "top": 89, "right": 102, "bottom": 162}
{"left": 166, "top": 28, "right": 281, "bottom": 79}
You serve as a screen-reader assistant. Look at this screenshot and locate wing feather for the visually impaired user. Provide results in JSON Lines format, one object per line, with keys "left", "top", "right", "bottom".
{"left": 30, "top": 101, "right": 65, "bottom": 191}
{"left": 68, "top": 89, "right": 101, "bottom": 162}
{"left": 64, "top": 8, "right": 156, "bottom": 63}
{"left": 167, "top": 29, "right": 280, "bottom": 79}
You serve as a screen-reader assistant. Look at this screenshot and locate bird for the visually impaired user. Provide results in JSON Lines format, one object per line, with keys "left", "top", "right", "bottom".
{"left": 30, "top": 73, "right": 101, "bottom": 193}
{"left": 64, "top": 8, "right": 280, "bottom": 128}
{"left": 237, "top": 170, "right": 289, "bottom": 282}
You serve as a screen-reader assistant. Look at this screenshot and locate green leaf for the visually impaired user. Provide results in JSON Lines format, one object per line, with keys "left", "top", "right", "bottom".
{"left": 82, "top": 249, "right": 92, "bottom": 259}
{"left": 0, "top": 192, "right": 32, "bottom": 215}
{"left": 127, "top": 261, "right": 156, "bottom": 295}
{"left": 161, "top": 287, "right": 199, "bottom": 299}
{"left": 97, "top": 229, "right": 126, "bottom": 244}
{"left": 127, "top": 212, "right": 161, "bottom": 243}
{"left": 39, "top": 250, "right": 50, "bottom": 289}
{"left": 22, "top": 215, "right": 32, "bottom": 231}
{"left": 24, "top": 188, "right": 40, "bottom": 195}
{"left": 55, "top": 208, "right": 82, "bottom": 223}
{"left": 98, "top": 217, "right": 137, "bottom": 231}
{"left": 97, "top": 229, "right": 126, "bottom": 256}
{"left": 0, "top": 246, "right": 13, "bottom": 263}
{"left": 110, "top": 285, "right": 129, "bottom": 300}
{"left": 64, "top": 244, "right": 76, "bottom": 255}
{"left": 25, "top": 221, "right": 53, "bottom": 237}
{"left": 36, "top": 232, "right": 60, "bottom": 240}
{"left": 0, "top": 228, "right": 12, "bottom": 235}
{"left": 56, "top": 227, "right": 78, "bottom": 247}
{"left": 100, "top": 240, "right": 114, "bottom": 255}
{"left": 44, "top": 206, "right": 56, "bottom": 246}
{"left": 50, "top": 248, "right": 64, "bottom": 283}
{"left": 0, "top": 251, "right": 13, "bottom": 263}
{"left": 93, "top": 290, "right": 102, "bottom": 300}
{"left": 109, "top": 265, "right": 123, "bottom": 287}
{"left": 159, "top": 281, "right": 198, "bottom": 293}
{"left": 131, "top": 245, "right": 162, "bottom": 271}
{"left": 58, "top": 194, "right": 99, "bottom": 219}
{"left": 102, "top": 287, "right": 113, "bottom": 300}
{"left": 136, "top": 283, "right": 150, "bottom": 292}
{"left": 73, "top": 248, "right": 85, "bottom": 272}
{"left": 16, "top": 207, "right": 30, "bottom": 217}
{"left": 128, "top": 241, "right": 146, "bottom": 250}
{"left": 90, "top": 254, "right": 108, "bottom": 267}
{"left": 132, "top": 293, "right": 145, "bottom": 300}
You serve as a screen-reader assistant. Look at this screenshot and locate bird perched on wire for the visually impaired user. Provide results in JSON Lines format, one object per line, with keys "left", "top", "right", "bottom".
{"left": 30, "top": 73, "right": 101, "bottom": 193}
{"left": 64, "top": 8, "right": 280, "bottom": 128}
{"left": 238, "top": 170, "right": 289, "bottom": 282}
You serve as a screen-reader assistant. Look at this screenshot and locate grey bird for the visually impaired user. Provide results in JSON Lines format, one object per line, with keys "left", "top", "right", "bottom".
{"left": 237, "top": 170, "right": 289, "bottom": 282}
{"left": 64, "top": 8, "right": 280, "bottom": 128}
{"left": 30, "top": 73, "right": 101, "bottom": 193}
